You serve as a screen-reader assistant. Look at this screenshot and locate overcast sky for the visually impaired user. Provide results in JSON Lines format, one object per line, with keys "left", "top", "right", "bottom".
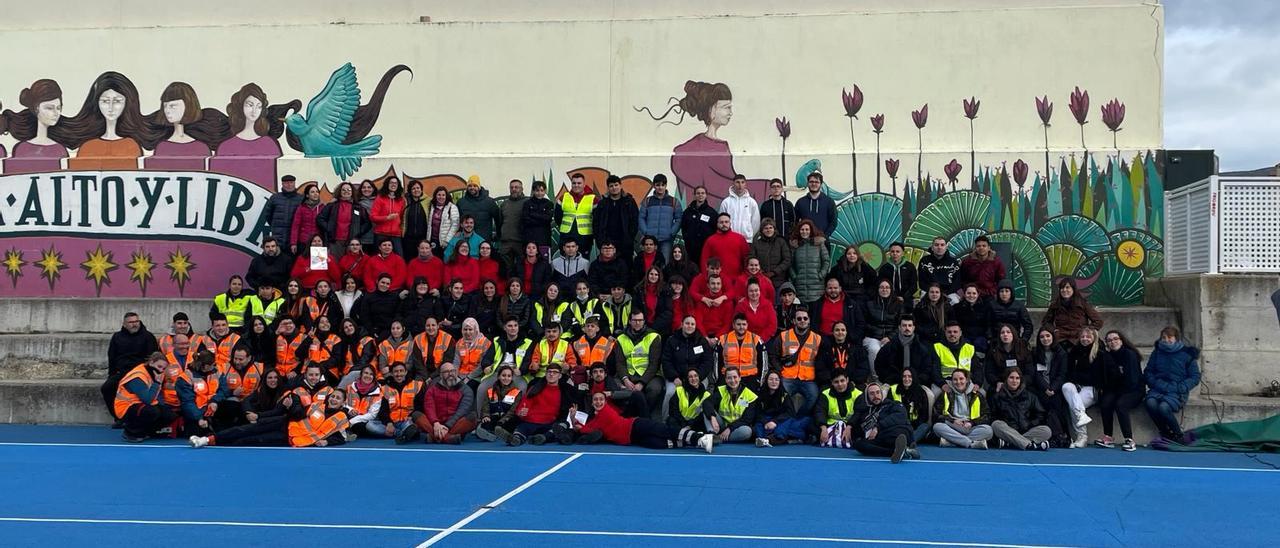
{"left": 1164, "top": 0, "right": 1280, "bottom": 171}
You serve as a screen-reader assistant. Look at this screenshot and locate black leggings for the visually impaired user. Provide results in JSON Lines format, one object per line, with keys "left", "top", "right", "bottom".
{"left": 629, "top": 418, "right": 699, "bottom": 449}
{"left": 851, "top": 425, "right": 913, "bottom": 457}
{"left": 1098, "top": 391, "right": 1143, "bottom": 438}
{"left": 213, "top": 417, "right": 289, "bottom": 446}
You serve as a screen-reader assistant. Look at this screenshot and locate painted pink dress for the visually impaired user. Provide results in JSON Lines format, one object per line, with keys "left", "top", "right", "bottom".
{"left": 145, "top": 140, "right": 211, "bottom": 171}
{"left": 208, "top": 135, "right": 281, "bottom": 190}
{"left": 670, "top": 133, "right": 769, "bottom": 208}
{"left": 3, "top": 141, "right": 68, "bottom": 174}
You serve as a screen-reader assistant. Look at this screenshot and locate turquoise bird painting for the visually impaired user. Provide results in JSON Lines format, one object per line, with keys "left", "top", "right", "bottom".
{"left": 285, "top": 63, "right": 412, "bottom": 180}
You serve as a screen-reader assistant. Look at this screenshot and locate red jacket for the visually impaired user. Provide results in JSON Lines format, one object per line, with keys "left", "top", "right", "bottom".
{"left": 580, "top": 403, "right": 634, "bottom": 445}
{"left": 445, "top": 256, "right": 480, "bottom": 293}
{"left": 734, "top": 298, "right": 777, "bottom": 339}
{"left": 290, "top": 202, "right": 322, "bottom": 250}
{"left": 729, "top": 273, "right": 775, "bottom": 302}
{"left": 337, "top": 252, "right": 367, "bottom": 284}
{"left": 421, "top": 382, "right": 465, "bottom": 426}
{"left": 695, "top": 290, "right": 734, "bottom": 337}
{"left": 406, "top": 256, "right": 445, "bottom": 292}
{"left": 700, "top": 230, "right": 750, "bottom": 279}
{"left": 363, "top": 252, "right": 407, "bottom": 291}
{"left": 477, "top": 257, "right": 502, "bottom": 289}
{"left": 515, "top": 383, "right": 562, "bottom": 424}
{"left": 290, "top": 253, "right": 338, "bottom": 290}
{"left": 370, "top": 195, "right": 407, "bottom": 237}
{"left": 959, "top": 255, "right": 1007, "bottom": 298}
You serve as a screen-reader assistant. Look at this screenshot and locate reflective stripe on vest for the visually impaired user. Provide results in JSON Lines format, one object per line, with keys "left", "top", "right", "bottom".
{"left": 192, "top": 374, "right": 221, "bottom": 416}
{"left": 822, "top": 387, "right": 862, "bottom": 426}
{"left": 346, "top": 386, "right": 380, "bottom": 416}
{"left": 413, "top": 332, "right": 453, "bottom": 370}
{"left": 113, "top": 363, "right": 156, "bottom": 417}
{"left": 209, "top": 333, "right": 241, "bottom": 372}
{"left": 717, "top": 385, "right": 758, "bottom": 424}
{"left": 572, "top": 337, "right": 615, "bottom": 370}
{"left": 378, "top": 339, "right": 414, "bottom": 370}
{"left": 226, "top": 363, "right": 263, "bottom": 399}
{"left": 493, "top": 339, "right": 532, "bottom": 377}
{"left": 934, "top": 342, "right": 976, "bottom": 379}
{"left": 288, "top": 403, "right": 350, "bottom": 447}
{"left": 382, "top": 380, "right": 424, "bottom": 422}
{"left": 161, "top": 363, "right": 188, "bottom": 408}
{"left": 456, "top": 337, "right": 493, "bottom": 376}
{"left": 889, "top": 384, "right": 919, "bottom": 422}
{"left": 616, "top": 332, "right": 659, "bottom": 377}
{"left": 779, "top": 330, "right": 820, "bottom": 381}
{"left": 600, "top": 301, "right": 632, "bottom": 334}
{"left": 309, "top": 334, "right": 342, "bottom": 375}
{"left": 532, "top": 339, "right": 570, "bottom": 378}
{"left": 718, "top": 331, "right": 761, "bottom": 377}
{"left": 275, "top": 335, "right": 306, "bottom": 376}
{"left": 214, "top": 293, "right": 252, "bottom": 327}
{"left": 559, "top": 193, "right": 595, "bottom": 233}
{"left": 675, "top": 386, "right": 710, "bottom": 421}
{"left": 291, "top": 385, "right": 334, "bottom": 408}
{"left": 941, "top": 391, "right": 982, "bottom": 421}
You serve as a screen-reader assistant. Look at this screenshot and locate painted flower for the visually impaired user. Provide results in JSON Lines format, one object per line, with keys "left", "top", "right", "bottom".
{"left": 842, "top": 86, "right": 864, "bottom": 119}
{"left": 885, "top": 158, "right": 900, "bottom": 178}
{"left": 775, "top": 117, "right": 791, "bottom": 139}
{"left": 1013, "top": 159, "right": 1029, "bottom": 186}
{"left": 1036, "top": 95, "right": 1053, "bottom": 126}
{"left": 871, "top": 113, "right": 885, "bottom": 133}
{"left": 963, "top": 97, "right": 980, "bottom": 120}
{"left": 1069, "top": 86, "right": 1090, "bottom": 125}
{"left": 912, "top": 104, "right": 929, "bottom": 129}
{"left": 1101, "top": 99, "right": 1125, "bottom": 132}
{"left": 944, "top": 159, "right": 963, "bottom": 183}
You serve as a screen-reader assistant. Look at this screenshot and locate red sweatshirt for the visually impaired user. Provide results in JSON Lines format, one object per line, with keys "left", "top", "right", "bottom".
{"left": 338, "top": 252, "right": 367, "bottom": 283}
{"left": 445, "top": 256, "right": 480, "bottom": 293}
{"left": 729, "top": 274, "right": 775, "bottom": 302}
{"left": 580, "top": 403, "right": 634, "bottom": 445}
{"left": 516, "top": 384, "right": 562, "bottom": 424}
{"left": 734, "top": 298, "right": 777, "bottom": 339}
{"left": 370, "top": 195, "right": 407, "bottom": 237}
{"left": 290, "top": 253, "right": 337, "bottom": 290}
{"left": 477, "top": 258, "right": 501, "bottom": 289}
{"left": 363, "top": 252, "right": 407, "bottom": 291}
{"left": 700, "top": 230, "right": 749, "bottom": 279}
{"left": 406, "top": 256, "right": 445, "bottom": 292}
{"left": 695, "top": 289, "right": 734, "bottom": 337}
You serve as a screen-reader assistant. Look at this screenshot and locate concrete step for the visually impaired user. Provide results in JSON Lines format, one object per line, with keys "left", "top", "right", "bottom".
{"left": 1029, "top": 306, "right": 1179, "bottom": 345}
{"left": 0, "top": 334, "right": 110, "bottom": 380}
{"left": 1083, "top": 394, "right": 1280, "bottom": 445}
{"left": 0, "top": 298, "right": 210, "bottom": 334}
{"left": 0, "top": 379, "right": 110, "bottom": 425}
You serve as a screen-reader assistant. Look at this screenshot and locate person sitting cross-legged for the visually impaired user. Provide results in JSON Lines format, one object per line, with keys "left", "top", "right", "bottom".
{"left": 990, "top": 367, "right": 1051, "bottom": 451}
{"left": 932, "top": 369, "right": 992, "bottom": 449}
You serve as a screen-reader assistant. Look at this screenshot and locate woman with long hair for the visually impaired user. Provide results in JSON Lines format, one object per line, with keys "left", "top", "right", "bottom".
{"left": 208, "top": 82, "right": 298, "bottom": 190}
{"left": 317, "top": 182, "right": 372, "bottom": 259}
{"left": 829, "top": 245, "right": 877, "bottom": 302}
{"left": 913, "top": 283, "right": 952, "bottom": 344}
{"left": 425, "top": 186, "right": 460, "bottom": 258}
{"left": 61, "top": 72, "right": 158, "bottom": 170}
{"left": 370, "top": 176, "right": 407, "bottom": 256}
{"left": 1028, "top": 328, "right": 1070, "bottom": 445}
{"left": 666, "top": 275, "right": 696, "bottom": 337}
{"left": 497, "top": 278, "right": 533, "bottom": 334}
{"left": 1096, "top": 330, "right": 1145, "bottom": 451}
{"left": 663, "top": 243, "right": 699, "bottom": 286}
{"left": 2, "top": 79, "right": 69, "bottom": 174}
{"left": 401, "top": 180, "right": 430, "bottom": 261}
{"left": 1042, "top": 278, "right": 1103, "bottom": 346}
{"left": 751, "top": 370, "right": 810, "bottom": 446}
{"left": 444, "top": 240, "right": 480, "bottom": 293}
{"left": 788, "top": 219, "right": 829, "bottom": 304}
{"left": 985, "top": 323, "right": 1032, "bottom": 391}
{"left": 290, "top": 234, "right": 336, "bottom": 292}
{"left": 144, "top": 81, "right": 229, "bottom": 170}
{"left": 1063, "top": 327, "right": 1106, "bottom": 448}
{"left": 477, "top": 241, "right": 504, "bottom": 290}
{"left": 471, "top": 281, "right": 503, "bottom": 338}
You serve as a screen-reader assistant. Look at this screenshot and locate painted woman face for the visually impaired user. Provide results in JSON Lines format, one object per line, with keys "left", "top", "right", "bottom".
{"left": 163, "top": 99, "right": 186, "bottom": 124}
{"left": 243, "top": 95, "right": 264, "bottom": 124}
{"left": 708, "top": 100, "right": 732, "bottom": 127}
{"left": 98, "top": 89, "right": 125, "bottom": 122}
{"left": 38, "top": 99, "right": 62, "bottom": 127}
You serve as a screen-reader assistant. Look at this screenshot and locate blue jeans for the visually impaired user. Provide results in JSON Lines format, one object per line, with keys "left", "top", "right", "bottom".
{"left": 657, "top": 240, "right": 674, "bottom": 262}
{"left": 1144, "top": 396, "right": 1183, "bottom": 439}
{"left": 365, "top": 419, "right": 413, "bottom": 438}
{"left": 755, "top": 416, "right": 812, "bottom": 441}
{"left": 912, "top": 423, "right": 931, "bottom": 444}
{"left": 783, "top": 378, "right": 819, "bottom": 415}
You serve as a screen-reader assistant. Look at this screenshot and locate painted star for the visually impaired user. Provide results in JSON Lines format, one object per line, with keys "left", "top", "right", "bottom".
{"left": 36, "top": 246, "right": 67, "bottom": 290}
{"left": 126, "top": 250, "right": 155, "bottom": 295}
{"left": 3, "top": 248, "right": 25, "bottom": 288}
{"left": 80, "top": 244, "right": 118, "bottom": 296}
{"left": 165, "top": 247, "right": 197, "bottom": 295}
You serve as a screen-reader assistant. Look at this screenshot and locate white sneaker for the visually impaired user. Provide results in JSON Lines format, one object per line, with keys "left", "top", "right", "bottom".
{"left": 973, "top": 439, "right": 988, "bottom": 450}
{"left": 1071, "top": 434, "right": 1088, "bottom": 448}
{"left": 697, "top": 433, "right": 715, "bottom": 454}
{"left": 1076, "top": 413, "right": 1093, "bottom": 428}
{"left": 938, "top": 438, "right": 953, "bottom": 448}
{"left": 189, "top": 435, "right": 208, "bottom": 449}
{"left": 754, "top": 437, "right": 772, "bottom": 448}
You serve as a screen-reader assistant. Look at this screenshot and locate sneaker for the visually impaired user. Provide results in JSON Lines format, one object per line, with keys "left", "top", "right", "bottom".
{"left": 530, "top": 434, "right": 548, "bottom": 446}
{"left": 938, "top": 438, "right": 953, "bottom": 448}
{"left": 1076, "top": 413, "right": 1093, "bottom": 428}
{"left": 890, "top": 434, "right": 908, "bottom": 464}
{"left": 755, "top": 437, "right": 772, "bottom": 448}
{"left": 578, "top": 430, "right": 603, "bottom": 445}
{"left": 995, "top": 438, "right": 1006, "bottom": 450}
{"left": 1070, "top": 433, "right": 1087, "bottom": 448}
{"left": 110, "top": 419, "right": 125, "bottom": 430}
{"left": 122, "top": 433, "right": 147, "bottom": 443}
{"left": 474, "top": 427, "right": 497, "bottom": 442}
{"left": 696, "top": 433, "right": 715, "bottom": 454}
{"left": 493, "top": 426, "right": 513, "bottom": 444}
{"left": 188, "top": 435, "right": 208, "bottom": 448}
{"left": 906, "top": 447, "right": 922, "bottom": 460}
{"left": 553, "top": 425, "right": 575, "bottom": 445}
{"left": 444, "top": 434, "right": 463, "bottom": 445}
{"left": 510, "top": 432, "right": 527, "bottom": 447}
{"left": 395, "top": 424, "right": 420, "bottom": 445}
{"left": 1093, "top": 435, "right": 1115, "bottom": 449}
{"left": 343, "top": 431, "right": 358, "bottom": 442}
{"left": 973, "top": 439, "right": 988, "bottom": 450}
{"left": 1035, "top": 441, "right": 1050, "bottom": 451}
{"left": 1122, "top": 438, "right": 1137, "bottom": 452}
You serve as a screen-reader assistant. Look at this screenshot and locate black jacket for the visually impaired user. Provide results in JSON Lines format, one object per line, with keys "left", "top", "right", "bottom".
{"left": 852, "top": 396, "right": 911, "bottom": 437}
{"left": 990, "top": 296, "right": 1035, "bottom": 341}
{"left": 829, "top": 260, "right": 878, "bottom": 301}
{"left": 634, "top": 286, "right": 674, "bottom": 338}
{"left": 316, "top": 200, "right": 372, "bottom": 247}
{"left": 878, "top": 261, "right": 919, "bottom": 308}
{"left": 1102, "top": 347, "right": 1145, "bottom": 394}
{"left": 398, "top": 293, "right": 441, "bottom": 335}
{"left": 352, "top": 290, "right": 401, "bottom": 339}
{"left": 262, "top": 191, "right": 304, "bottom": 246}
{"left": 245, "top": 252, "right": 292, "bottom": 291}
{"left": 912, "top": 299, "right": 951, "bottom": 344}
{"left": 863, "top": 295, "right": 904, "bottom": 340}
{"left": 985, "top": 341, "right": 1032, "bottom": 389}
{"left": 587, "top": 256, "right": 631, "bottom": 296}
{"left": 1027, "top": 344, "right": 1069, "bottom": 394}
{"left": 755, "top": 386, "right": 797, "bottom": 422}
{"left": 591, "top": 192, "right": 639, "bottom": 250}
{"left": 808, "top": 297, "right": 865, "bottom": 341}
{"left": 874, "top": 335, "right": 939, "bottom": 387}
{"left": 917, "top": 252, "right": 961, "bottom": 295}
{"left": 514, "top": 258, "right": 553, "bottom": 298}
{"left": 661, "top": 330, "right": 714, "bottom": 382}
{"left": 1066, "top": 344, "right": 1105, "bottom": 387}
{"left": 107, "top": 322, "right": 160, "bottom": 376}
{"left": 991, "top": 385, "right": 1047, "bottom": 432}
{"left": 759, "top": 197, "right": 796, "bottom": 237}
{"left": 521, "top": 197, "right": 556, "bottom": 247}
{"left": 952, "top": 298, "right": 993, "bottom": 343}
{"left": 816, "top": 337, "right": 872, "bottom": 386}
{"left": 680, "top": 201, "right": 717, "bottom": 259}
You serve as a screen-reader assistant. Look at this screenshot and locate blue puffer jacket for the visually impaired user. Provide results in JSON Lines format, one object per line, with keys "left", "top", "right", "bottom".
{"left": 1144, "top": 340, "right": 1201, "bottom": 412}
{"left": 638, "top": 194, "right": 681, "bottom": 242}
{"left": 262, "top": 191, "right": 304, "bottom": 246}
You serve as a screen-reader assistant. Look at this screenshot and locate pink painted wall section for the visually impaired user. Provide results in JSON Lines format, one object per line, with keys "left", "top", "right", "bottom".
{"left": 0, "top": 237, "right": 245, "bottom": 298}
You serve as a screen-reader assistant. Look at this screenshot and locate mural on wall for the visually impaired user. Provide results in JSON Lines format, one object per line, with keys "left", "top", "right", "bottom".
{"left": 0, "top": 64, "right": 410, "bottom": 297}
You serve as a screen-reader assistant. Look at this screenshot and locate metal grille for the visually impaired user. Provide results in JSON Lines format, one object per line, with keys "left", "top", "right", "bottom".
{"left": 1219, "top": 182, "right": 1280, "bottom": 272}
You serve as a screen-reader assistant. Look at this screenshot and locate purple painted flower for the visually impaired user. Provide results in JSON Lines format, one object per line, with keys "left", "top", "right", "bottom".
{"left": 944, "top": 159, "right": 963, "bottom": 183}
{"left": 1069, "top": 87, "right": 1090, "bottom": 126}
{"left": 912, "top": 104, "right": 929, "bottom": 129}
{"left": 1036, "top": 96, "right": 1053, "bottom": 126}
{"left": 885, "top": 158, "right": 900, "bottom": 179}
{"left": 1013, "top": 159, "right": 1029, "bottom": 186}
{"left": 963, "top": 97, "right": 980, "bottom": 120}
{"left": 1101, "top": 99, "right": 1125, "bottom": 132}
{"left": 775, "top": 117, "right": 791, "bottom": 139}
{"left": 842, "top": 86, "right": 864, "bottom": 119}
{"left": 871, "top": 113, "right": 885, "bottom": 133}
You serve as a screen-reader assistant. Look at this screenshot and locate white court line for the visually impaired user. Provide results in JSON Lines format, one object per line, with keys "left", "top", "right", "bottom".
{"left": 414, "top": 452, "right": 582, "bottom": 547}
{"left": 0, "top": 516, "right": 442, "bottom": 532}
{"left": 458, "top": 527, "right": 1076, "bottom": 548}
{"left": 0, "top": 441, "right": 1274, "bottom": 474}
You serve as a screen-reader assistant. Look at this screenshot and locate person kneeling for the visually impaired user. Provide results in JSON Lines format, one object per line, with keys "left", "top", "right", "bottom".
{"left": 571, "top": 392, "right": 714, "bottom": 453}
{"left": 932, "top": 369, "right": 992, "bottom": 449}
{"left": 190, "top": 390, "right": 350, "bottom": 448}
{"left": 116, "top": 352, "right": 179, "bottom": 443}
{"left": 851, "top": 381, "right": 919, "bottom": 463}
{"left": 815, "top": 371, "right": 861, "bottom": 449}
{"left": 991, "top": 368, "right": 1051, "bottom": 451}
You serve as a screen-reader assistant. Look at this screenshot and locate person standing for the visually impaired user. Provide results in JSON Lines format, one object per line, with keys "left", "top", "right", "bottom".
{"left": 759, "top": 178, "right": 796, "bottom": 238}
{"left": 521, "top": 181, "right": 556, "bottom": 261}
{"left": 637, "top": 174, "right": 682, "bottom": 261}
{"left": 288, "top": 183, "right": 324, "bottom": 257}
{"left": 795, "top": 172, "right": 837, "bottom": 240}
{"left": 701, "top": 213, "right": 750, "bottom": 280}
{"left": 918, "top": 237, "right": 961, "bottom": 303}
{"left": 878, "top": 243, "right": 919, "bottom": 309}
{"left": 719, "top": 174, "right": 760, "bottom": 241}
{"left": 370, "top": 176, "right": 407, "bottom": 256}
{"left": 261, "top": 175, "right": 303, "bottom": 251}
{"left": 316, "top": 182, "right": 372, "bottom": 259}
{"left": 424, "top": 186, "right": 460, "bottom": 259}
{"left": 557, "top": 172, "right": 596, "bottom": 257}
{"left": 497, "top": 179, "right": 528, "bottom": 264}
{"left": 679, "top": 186, "right": 717, "bottom": 268}
{"left": 400, "top": 181, "right": 431, "bottom": 262}
{"left": 103, "top": 312, "right": 160, "bottom": 428}
{"left": 456, "top": 175, "right": 500, "bottom": 242}
{"left": 750, "top": 218, "right": 791, "bottom": 289}
{"left": 958, "top": 235, "right": 1007, "bottom": 299}
{"left": 592, "top": 175, "right": 640, "bottom": 261}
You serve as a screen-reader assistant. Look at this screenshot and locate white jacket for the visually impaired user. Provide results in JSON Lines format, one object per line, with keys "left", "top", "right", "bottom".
{"left": 719, "top": 190, "right": 760, "bottom": 241}
{"left": 427, "top": 201, "right": 461, "bottom": 247}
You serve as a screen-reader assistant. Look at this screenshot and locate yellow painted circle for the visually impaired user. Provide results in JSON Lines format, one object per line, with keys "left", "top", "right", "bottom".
{"left": 1116, "top": 240, "right": 1145, "bottom": 269}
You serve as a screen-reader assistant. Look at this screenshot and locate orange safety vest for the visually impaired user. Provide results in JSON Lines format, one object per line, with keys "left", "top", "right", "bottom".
{"left": 344, "top": 335, "right": 378, "bottom": 376}
{"left": 301, "top": 296, "right": 337, "bottom": 324}
{"left": 345, "top": 385, "right": 382, "bottom": 416}
{"left": 719, "top": 331, "right": 762, "bottom": 377}
{"left": 779, "top": 329, "right": 820, "bottom": 381}
{"left": 275, "top": 333, "right": 306, "bottom": 376}
{"left": 291, "top": 384, "right": 334, "bottom": 408}
{"left": 225, "top": 362, "right": 264, "bottom": 399}
{"left": 288, "top": 403, "right": 350, "bottom": 447}
{"left": 413, "top": 331, "right": 455, "bottom": 370}
{"left": 161, "top": 364, "right": 190, "bottom": 408}
{"left": 113, "top": 363, "right": 158, "bottom": 418}
{"left": 191, "top": 373, "right": 221, "bottom": 416}
{"left": 207, "top": 332, "right": 242, "bottom": 372}
{"left": 455, "top": 336, "right": 493, "bottom": 376}
{"left": 377, "top": 338, "right": 414, "bottom": 370}
{"left": 382, "top": 380, "right": 424, "bottom": 423}
{"left": 571, "top": 336, "right": 615, "bottom": 367}
{"left": 159, "top": 332, "right": 211, "bottom": 357}
{"left": 309, "top": 333, "right": 343, "bottom": 377}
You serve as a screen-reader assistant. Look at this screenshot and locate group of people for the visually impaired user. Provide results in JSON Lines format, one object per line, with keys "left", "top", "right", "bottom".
{"left": 104, "top": 170, "right": 1202, "bottom": 463}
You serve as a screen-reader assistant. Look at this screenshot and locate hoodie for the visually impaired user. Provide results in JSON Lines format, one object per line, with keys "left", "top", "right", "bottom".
{"left": 933, "top": 378, "right": 988, "bottom": 424}
{"left": 989, "top": 279, "right": 1034, "bottom": 341}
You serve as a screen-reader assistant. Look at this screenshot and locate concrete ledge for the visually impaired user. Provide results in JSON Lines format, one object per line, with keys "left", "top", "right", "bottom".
{"left": 0, "top": 334, "right": 109, "bottom": 380}
{"left": 1084, "top": 395, "right": 1280, "bottom": 444}
{"left": 0, "top": 379, "right": 110, "bottom": 425}
{"left": 1029, "top": 306, "right": 1179, "bottom": 345}
{"left": 0, "top": 298, "right": 209, "bottom": 334}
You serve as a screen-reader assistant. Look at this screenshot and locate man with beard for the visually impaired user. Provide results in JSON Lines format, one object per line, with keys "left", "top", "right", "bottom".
{"left": 414, "top": 362, "right": 476, "bottom": 444}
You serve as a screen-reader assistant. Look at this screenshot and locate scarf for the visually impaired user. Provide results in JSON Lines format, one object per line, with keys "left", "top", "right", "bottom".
{"left": 897, "top": 332, "right": 915, "bottom": 366}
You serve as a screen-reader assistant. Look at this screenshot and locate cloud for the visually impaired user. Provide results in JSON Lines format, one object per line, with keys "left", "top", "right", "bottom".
{"left": 1164, "top": 0, "right": 1280, "bottom": 171}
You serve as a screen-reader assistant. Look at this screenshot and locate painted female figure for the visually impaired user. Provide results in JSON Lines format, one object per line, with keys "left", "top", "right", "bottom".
{"left": 208, "top": 83, "right": 298, "bottom": 190}
{"left": 60, "top": 72, "right": 153, "bottom": 170}
{"left": 144, "top": 81, "right": 229, "bottom": 171}
{"left": 0, "top": 79, "right": 69, "bottom": 174}
{"left": 641, "top": 80, "right": 768, "bottom": 207}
